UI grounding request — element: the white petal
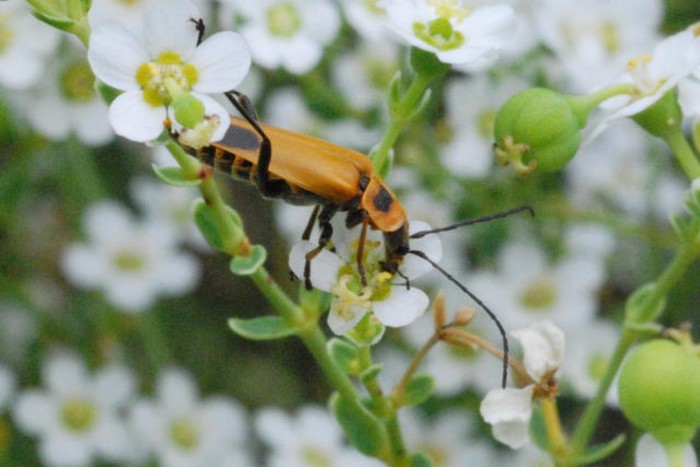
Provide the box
[61,244,105,288]
[635,433,698,467]
[94,365,136,408]
[88,25,146,90]
[157,367,198,413]
[144,0,199,60]
[401,220,442,279]
[254,408,292,446]
[191,31,251,93]
[45,353,87,396]
[289,241,344,292]
[109,91,167,142]
[40,431,92,467]
[480,387,534,449]
[373,286,428,327]
[13,390,55,434]
[200,397,246,443]
[327,305,367,335]
[512,321,565,380]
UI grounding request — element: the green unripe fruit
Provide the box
[494,88,586,174]
[618,339,700,445]
[173,94,205,129]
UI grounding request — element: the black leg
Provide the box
[190,18,205,45]
[304,204,338,290]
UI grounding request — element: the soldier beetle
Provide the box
[174,18,534,387]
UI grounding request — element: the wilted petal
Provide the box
[512,321,565,380]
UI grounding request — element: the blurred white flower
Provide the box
[401,409,508,465]
[61,201,200,312]
[255,405,383,467]
[289,221,441,334]
[0,302,36,365]
[382,0,517,66]
[87,0,250,142]
[339,0,391,42]
[480,321,565,449]
[679,71,700,120]
[469,238,605,331]
[130,367,250,466]
[564,319,620,406]
[0,363,15,412]
[130,177,210,251]
[635,433,698,467]
[219,0,340,74]
[13,352,136,466]
[441,74,528,178]
[0,2,60,90]
[533,0,663,93]
[16,50,114,146]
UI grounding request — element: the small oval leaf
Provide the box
[360,364,383,385]
[328,338,359,375]
[193,200,222,249]
[152,164,201,187]
[330,392,387,457]
[230,245,267,276]
[409,452,435,467]
[402,373,435,406]
[228,316,299,340]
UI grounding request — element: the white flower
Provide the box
[591,25,700,137]
[564,319,620,406]
[635,433,699,467]
[219,0,340,74]
[339,0,391,42]
[61,201,200,312]
[469,238,605,331]
[16,48,114,146]
[0,301,36,365]
[679,71,700,120]
[480,321,565,449]
[532,0,663,93]
[0,2,60,90]
[255,405,383,467]
[130,176,210,251]
[289,221,441,335]
[441,74,529,178]
[382,0,517,65]
[130,367,250,467]
[87,0,251,142]
[12,352,136,466]
[0,363,15,412]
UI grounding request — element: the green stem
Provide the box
[665,443,690,467]
[371,74,434,177]
[569,328,637,454]
[138,310,173,373]
[662,128,700,180]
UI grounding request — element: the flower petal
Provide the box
[109,91,167,142]
[327,304,367,335]
[480,386,534,449]
[512,321,565,380]
[143,0,199,60]
[373,286,428,327]
[289,241,344,292]
[400,220,442,279]
[191,31,251,93]
[88,25,147,90]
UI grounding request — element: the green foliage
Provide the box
[228,316,300,340]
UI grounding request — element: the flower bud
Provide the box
[618,339,700,445]
[493,88,584,175]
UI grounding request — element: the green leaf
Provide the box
[359,364,383,385]
[193,200,223,249]
[228,316,300,340]
[230,245,267,275]
[330,392,387,457]
[328,338,359,375]
[401,374,435,406]
[625,283,666,324]
[573,434,626,465]
[96,82,121,106]
[409,452,435,467]
[152,165,202,187]
[386,71,403,112]
[529,405,549,451]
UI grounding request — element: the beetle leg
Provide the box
[355,216,369,287]
[302,205,321,241]
[190,17,205,45]
[304,204,338,290]
[223,91,274,198]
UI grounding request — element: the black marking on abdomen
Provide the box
[222,123,260,151]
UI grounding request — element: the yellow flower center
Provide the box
[302,446,332,467]
[0,15,12,54]
[601,20,620,54]
[587,352,609,382]
[169,418,200,451]
[59,61,96,103]
[135,51,198,107]
[428,0,470,22]
[113,250,145,272]
[626,53,666,97]
[519,277,557,310]
[476,108,496,139]
[363,0,385,16]
[61,398,97,433]
[267,2,302,38]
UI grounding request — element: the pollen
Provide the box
[59,61,96,103]
[0,18,12,54]
[625,54,652,72]
[169,418,200,451]
[428,0,471,22]
[413,17,466,51]
[519,277,557,310]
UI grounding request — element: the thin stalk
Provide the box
[663,128,700,180]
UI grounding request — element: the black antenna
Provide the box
[411,205,534,239]
[408,249,510,389]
